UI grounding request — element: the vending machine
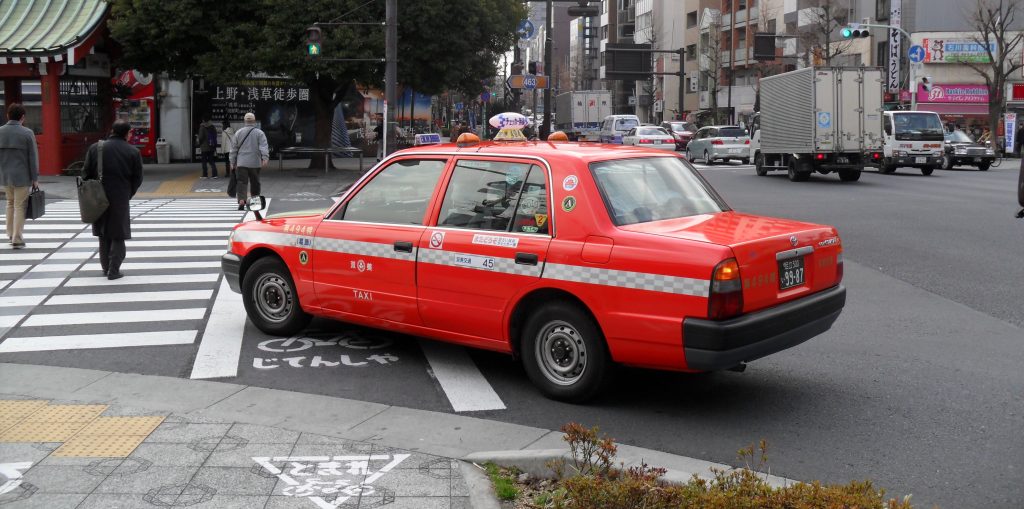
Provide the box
[112,70,156,159]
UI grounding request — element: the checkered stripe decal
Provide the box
[233,230,296,246]
[543,263,710,297]
[314,237,416,261]
[418,248,542,277]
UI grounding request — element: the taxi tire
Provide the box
[242,257,312,336]
[522,302,611,403]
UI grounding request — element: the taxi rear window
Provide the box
[590,157,725,226]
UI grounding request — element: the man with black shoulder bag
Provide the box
[229,112,269,211]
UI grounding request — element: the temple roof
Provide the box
[0,0,107,63]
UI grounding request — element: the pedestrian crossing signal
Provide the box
[307,43,321,56]
[305,26,322,58]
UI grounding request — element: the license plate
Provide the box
[729,148,742,154]
[974,157,982,162]
[915,156,927,164]
[778,256,805,290]
[837,157,849,164]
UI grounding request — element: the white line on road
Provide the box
[131,231,231,238]
[81,261,221,270]
[190,279,246,379]
[418,340,506,412]
[119,250,225,259]
[131,223,237,229]
[0,253,49,261]
[23,308,207,326]
[45,289,214,305]
[0,266,31,274]
[0,330,198,353]
[63,273,219,287]
[0,295,46,307]
[65,240,227,247]
[30,264,83,273]
[0,242,62,249]
[9,278,65,289]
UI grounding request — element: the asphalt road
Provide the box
[2,161,1021,508]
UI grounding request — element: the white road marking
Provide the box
[190,279,246,379]
[9,278,65,289]
[0,242,62,249]
[47,251,95,260]
[46,290,214,305]
[419,340,506,412]
[131,223,237,229]
[0,295,46,307]
[1,253,49,261]
[0,265,31,274]
[82,261,221,270]
[124,249,225,258]
[30,264,83,273]
[0,315,19,327]
[64,239,227,247]
[23,308,207,326]
[63,273,220,287]
[132,231,231,238]
[0,330,198,353]
[135,218,242,223]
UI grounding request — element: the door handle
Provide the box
[393,241,414,253]
[515,252,539,266]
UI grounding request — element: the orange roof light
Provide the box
[547,131,569,142]
[456,132,481,147]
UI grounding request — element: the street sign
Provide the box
[517,19,536,40]
[506,74,549,90]
[908,45,925,64]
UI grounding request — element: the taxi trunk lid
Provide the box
[621,212,843,314]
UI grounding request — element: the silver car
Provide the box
[685,125,751,165]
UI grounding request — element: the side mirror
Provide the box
[246,196,267,221]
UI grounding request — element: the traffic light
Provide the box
[528,61,537,75]
[305,26,322,57]
[921,76,933,93]
[841,23,870,38]
[567,1,600,17]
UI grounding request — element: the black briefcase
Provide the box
[25,187,45,220]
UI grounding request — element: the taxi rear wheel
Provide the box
[522,303,611,402]
[242,257,311,336]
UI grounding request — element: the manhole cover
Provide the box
[143,483,215,507]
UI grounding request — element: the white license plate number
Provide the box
[974,157,982,162]
[836,157,849,164]
[728,148,742,154]
[915,157,927,164]
[778,256,805,290]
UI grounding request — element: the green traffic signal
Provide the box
[307,43,321,56]
[841,27,853,38]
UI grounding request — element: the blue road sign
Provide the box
[908,45,925,63]
[518,19,536,40]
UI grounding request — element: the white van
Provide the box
[599,114,640,144]
[882,111,945,175]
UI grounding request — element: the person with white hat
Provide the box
[229,112,269,210]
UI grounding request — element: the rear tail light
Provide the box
[712,139,724,145]
[815,153,826,160]
[639,138,653,144]
[871,152,882,160]
[835,251,844,285]
[708,258,743,320]
[744,139,751,145]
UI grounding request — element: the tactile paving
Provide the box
[22,404,107,423]
[75,416,166,436]
[0,421,90,442]
[54,434,149,457]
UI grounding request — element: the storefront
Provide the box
[902,83,990,136]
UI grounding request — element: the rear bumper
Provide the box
[683,285,846,371]
[222,253,243,293]
[710,147,750,159]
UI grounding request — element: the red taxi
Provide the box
[223,133,846,402]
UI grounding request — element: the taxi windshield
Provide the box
[590,157,725,226]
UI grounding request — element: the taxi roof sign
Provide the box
[490,113,528,141]
[456,132,481,147]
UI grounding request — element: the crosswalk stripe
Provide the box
[131,223,237,229]
[132,231,231,238]
[0,295,46,307]
[0,330,198,353]
[64,239,227,247]
[83,261,221,270]
[64,273,219,287]
[0,242,62,249]
[2,252,50,261]
[23,307,207,326]
[120,250,225,258]
[9,278,66,289]
[0,265,32,274]
[30,263,84,273]
[46,290,214,305]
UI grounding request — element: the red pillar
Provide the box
[38,63,62,176]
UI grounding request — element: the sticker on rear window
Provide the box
[472,234,519,248]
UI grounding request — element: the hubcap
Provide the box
[252,273,293,324]
[535,320,587,386]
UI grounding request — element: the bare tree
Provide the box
[640,30,659,124]
[698,8,724,124]
[799,1,854,67]
[963,0,1024,144]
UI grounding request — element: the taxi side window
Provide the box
[335,159,446,224]
[437,160,549,235]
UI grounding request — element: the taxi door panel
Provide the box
[312,158,448,326]
[417,158,552,343]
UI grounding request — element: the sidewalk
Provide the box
[2,157,371,202]
[0,363,783,508]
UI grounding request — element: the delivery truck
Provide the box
[554,90,612,141]
[751,67,885,182]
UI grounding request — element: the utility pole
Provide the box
[541,0,553,140]
[385,0,398,156]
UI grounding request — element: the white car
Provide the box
[621,126,676,151]
[685,125,751,165]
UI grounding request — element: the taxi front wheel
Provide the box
[522,303,611,402]
[242,257,312,336]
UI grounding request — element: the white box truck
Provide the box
[554,90,612,141]
[751,67,885,182]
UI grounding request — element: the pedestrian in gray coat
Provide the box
[0,103,40,249]
[82,120,144,280]
[229,112,269,210]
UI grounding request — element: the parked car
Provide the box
[660,121,698,150]
[942,129,996,171]
[685,125,751,165]
[598,114,640,144]
[224,133,846,402]
[621,126,676,150]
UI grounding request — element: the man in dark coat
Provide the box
[82,120,144,280]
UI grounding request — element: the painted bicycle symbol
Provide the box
[257,332,392,353]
